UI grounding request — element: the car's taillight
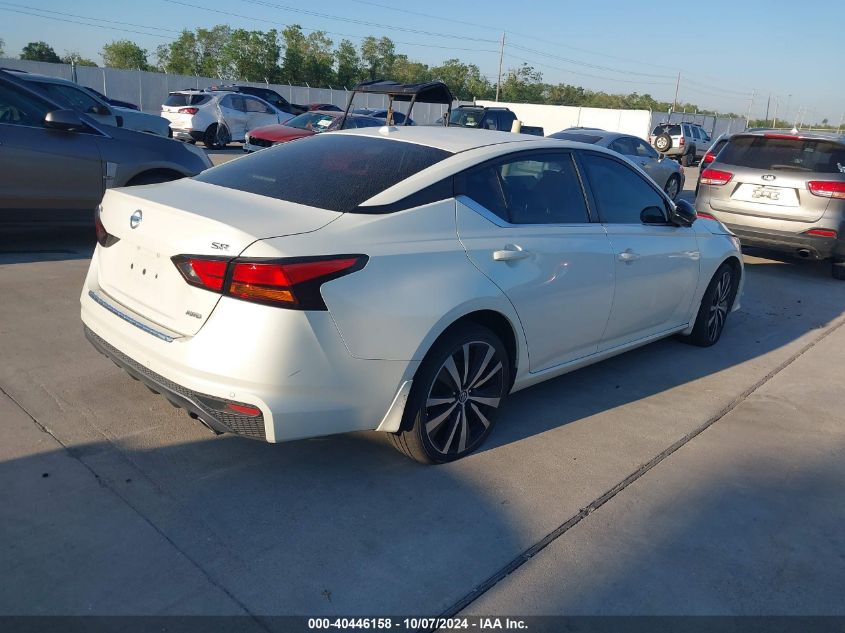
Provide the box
[804,228,838,238]
[94,205,119,247]
[679,137,685,146]
[172,256,228,291]
[700,168,733,186]
[178,107,199,114]
[807,181,845,200]
[171,255,367,310]
[701,152,716,166]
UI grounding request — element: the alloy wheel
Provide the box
[707,269,732,342]
[665,177,679,199]
[424,341,504,456]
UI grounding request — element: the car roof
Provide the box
[736,129,845,143]
[6,70,77,87]
[333,125,567,153]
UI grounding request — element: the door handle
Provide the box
[493,246,531,261]
[617,249,640,263]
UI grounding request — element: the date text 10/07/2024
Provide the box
[307,617,529,630]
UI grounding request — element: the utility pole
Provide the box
[764,93,771,122]
[772,95,779,128]
[745,89,756,128]
[785,93,792,122]
[837,112,844,134]
[672,71,681,111]
[495,32,505,103]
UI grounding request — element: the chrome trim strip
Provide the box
[88,290,175,342]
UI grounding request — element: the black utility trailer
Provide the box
[339,80,454,129]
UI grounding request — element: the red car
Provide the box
[243,111,384,152]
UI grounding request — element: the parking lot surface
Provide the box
[1,154,844,620]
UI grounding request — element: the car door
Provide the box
[243,96,281,131]
[218,94,247,139]
[630,137,671,187]
[578,151,700,350]
[0,79,103,215]
[696,128,712,158]
[455,150,615,372]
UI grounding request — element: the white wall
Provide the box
[476,100,653,137]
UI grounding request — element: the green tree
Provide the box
[302,31,334,86]
[431,58,491,101]
[360,36,395,80]
[334,39,361,88]
[101,40,150,70]
[500,63,544,103]
[62,51,98,67]
[221,29,280,82]
[156,30,199,75]
[391,54,429,85]
[196,25,231,78]
[280,25,307,84]
[20,41,61,63]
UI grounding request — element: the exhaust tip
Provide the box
[796,249,812,259]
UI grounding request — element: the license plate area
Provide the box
[127,246,164,287]
[732,183,799,206]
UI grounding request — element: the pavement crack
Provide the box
[0,383,271,630]
[439,315,845,619]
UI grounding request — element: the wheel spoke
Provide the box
[457,406,468,453]
[469,395,500,407]
[442,355,462,391]
[426,396,455,407]
[469,402,491,429]
[425,402,457,435]
[441,408,462,454]
[472,361,503,390]
[462,343,470,385]
[468,346,495,388]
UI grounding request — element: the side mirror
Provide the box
[670,199,697,227]
[44,109,86,132]
[641,206,668,225]
[115,115,124,128]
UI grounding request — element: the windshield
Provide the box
[717,136,845,173]
[194,134,451,213]
[449,109,484,128]
[286,112,337,132]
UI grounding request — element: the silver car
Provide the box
[650,122,711,166]
[0,70,211,223]
[550,129,685,199]
[696,130,845,279]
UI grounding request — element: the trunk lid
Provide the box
[96,178,340,336]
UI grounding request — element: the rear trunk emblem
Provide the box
[130,210,143,229]
[762,174,776,181]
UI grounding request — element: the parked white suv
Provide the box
[650,122,712,166]
[161,90,294,149]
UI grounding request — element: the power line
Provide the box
[506,53,675,87]
[0,6,175,39]
[0,1,181,33]
[508,42,675,79]
[236,0,500,43]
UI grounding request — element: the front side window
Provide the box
[195,134,451,213]
[456,152,590,225]
[244,97,272,113]
[0,82,50,127]
[581,153,668,224]
[35,82,104,114]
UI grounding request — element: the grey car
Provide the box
[696,130,845,279]
[0,70,212,223]
[550,129,685,199]
[650,122,711,166]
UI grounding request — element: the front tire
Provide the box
[681,262,738,347]
[203,123,230,149]
[389,324,510,464]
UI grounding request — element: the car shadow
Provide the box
[0,225,94,264]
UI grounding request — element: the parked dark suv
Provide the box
[209,85,305,115]
[696,130,845,279]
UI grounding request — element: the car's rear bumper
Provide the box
[170,127,204,142]
[80,251,417,442]
[724,223,843,259]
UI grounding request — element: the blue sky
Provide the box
[1,0,842,123]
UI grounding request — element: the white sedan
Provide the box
[80,127,743,463]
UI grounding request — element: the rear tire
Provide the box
[126,170,183,186]
[681,149,695,167]
[664,174,681,200]
[389,323,510,464]
[832,258,845,280]
[680,262,738,347]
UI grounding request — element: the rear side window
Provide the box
[549,132,603,144]
[653,124,681,136]
[164,93,210,107]
[718,136,845,173]
[194,134,451,213]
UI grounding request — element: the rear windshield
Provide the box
[164,93,210,107]
[717,136,845,173]
[549,132,602,144]
[194,134,451,212]
[652,124,681,136]
[450,109,485,127]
